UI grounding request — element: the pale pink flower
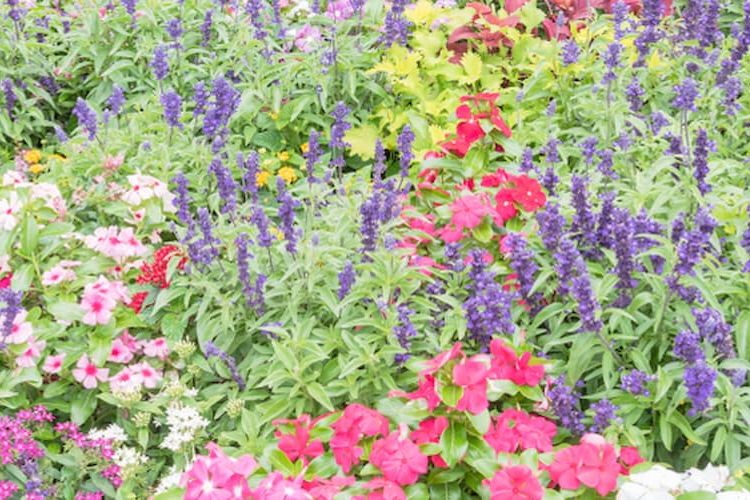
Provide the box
[143,338,169,360]
[30,183,65,216]
[103,153,125,171]
[109,367,143,392]
[43,353,66,374]
[109,338,134,364]
[16,337,45,368]
[2,171,26,187]
[0,192,22,231]
[135,362,162,389]
[0,255,10,275]
[81,290,116,325]
[122,174,156,205]
[6,309,33,344]
[72,354,109,389]
[42,264,77,286]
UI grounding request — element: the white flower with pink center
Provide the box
[135,361,162,389]
[0,192,22,231]
[72,354,109,389]
[5,309,33,344]
[16,337,45,368]
[109,337,134,364]
[142,337,169,360]
[110,367,143,393]
[43,353,65,374]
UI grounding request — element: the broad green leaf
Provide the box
[440,420,468,467]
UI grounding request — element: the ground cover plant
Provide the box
[2,0,750,498]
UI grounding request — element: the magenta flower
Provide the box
[450,194,491,230]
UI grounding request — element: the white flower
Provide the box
[681,464,732,493]
[718,492,750,500]
[617,482,675,500]
[625,466,684,492]
[0,192,21,231]
[155,467,184,494]
[114,446,148,468]
[88,423,128,443]
[160,405,209,452]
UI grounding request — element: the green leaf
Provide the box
[20,216,38,254]
[429,483,463,500]
[467,409,490,434]
[669,412,706,446]
[675,493,717,500]
[306,382,334,411]
[153,488,186,500]
[438,383,463,407]
[440,420,468,467]
[71,390,98,425]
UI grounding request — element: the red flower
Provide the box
[510,176,546,212]
[494,189,518,224]
[484,465,544,500]
[450,195,491,231]
[488,339,545,386]
[421,342,464,376]
[411,417,448,468]
[273,414,324,464]
[369,427,428,486]
[481,168,512,187]
[452,357,489,414]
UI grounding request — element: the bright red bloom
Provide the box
[273,414,324,464]
[411,417,448,468]
[369,427,428,486]
[510,176,546,211]
[481,168,512,187]
[493,189,518,224]
[452,357,489,414]
[488,339,545,386]
[417,168,438,183]
[484,465,543,500]
[451,195,491,230]
[136,244,186,288]
[443,121,485,157]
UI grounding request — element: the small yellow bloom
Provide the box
[300,142,309,154]
[278,166,297,184]
[277,151,290,161]
[29,163,45,174]
[269,112,278,120]
[269,227,285,240]
[256,171,271,187]
[23,150,42,164]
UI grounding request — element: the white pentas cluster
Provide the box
[88,423,128,443]
[618,464,750,500]
[160,405,209,452]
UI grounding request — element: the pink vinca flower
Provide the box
[369,426,428,486]
[72,354,109,389]
[108,338,134,364]
[42,264,77,286]
[109,367,142,392]
[142,337,169,359]
[294,24,321,52]
[5,309,33,344]
[43,353,65,374]
[450,194,490,230]
[16,337,45,368]
[135,361,162,389]
[484,465,543,500]
[452,356,489,414]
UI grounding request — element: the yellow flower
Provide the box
[256,171,271,187]
[23,150,42,164]
[277,151,290,161]
[269,112,278,121]
[278,167,297,184]
[269,227,285,240]
[29,163,45,174]
[300,142,309,154]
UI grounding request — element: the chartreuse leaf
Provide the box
[440,420,468,467]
